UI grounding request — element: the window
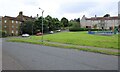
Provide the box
[4,20,7,23]
[16,21,18,24]
[12,20,14,23]
[16,31,18,34]
[12,30,14,33]
[4,26,7,28]
[12,25,14,28]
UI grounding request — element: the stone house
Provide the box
[80,15,119,30]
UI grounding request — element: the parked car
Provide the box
[36,32,43,36]
[56,29,61,32]
[49,31,54,34]
[22,34,30,37]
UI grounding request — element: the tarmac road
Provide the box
[2,38,118,70]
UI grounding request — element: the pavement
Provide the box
[2,38,118,70]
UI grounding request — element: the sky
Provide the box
[0,0,119,20]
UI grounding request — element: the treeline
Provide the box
[21,15,80,35]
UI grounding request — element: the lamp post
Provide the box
[39,8,44,42]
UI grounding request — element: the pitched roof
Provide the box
[86,16,118,20]
[22,15,35,20]
[4,16,21,21]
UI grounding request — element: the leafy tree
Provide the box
[61,17,69,27]
[21,21,34,35]
[34,16,49,33]
[104,14,110,17]
[52,18,61,30]
[69,21,80,28]
[74,18,80,22]
[45,15,54,31]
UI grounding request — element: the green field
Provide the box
[30,31,118,49]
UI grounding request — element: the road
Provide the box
[2,38,118,70]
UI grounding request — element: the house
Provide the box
[80,15,119,30]
[16,11,35,22]
[2,16,22,36]
[2,11,35,36]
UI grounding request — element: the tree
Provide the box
[74,18,80,22]
[104,14,110,17]
[61,17,69,27]
[69,21,80,28]
[52,18,61,30]
[34,16,49,33]
[21,21,34,35]
[45,15,54,31]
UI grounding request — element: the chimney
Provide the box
[19,11,23,15]
[83,15,85,17]
[95,15,97,18]
[37,14,39,17]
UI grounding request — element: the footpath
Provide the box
[44,41,119,53]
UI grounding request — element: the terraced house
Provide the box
[80,15,119,30]
[2,11,35,36]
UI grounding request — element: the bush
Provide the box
[0,31,7,38]
[69,28,88,31]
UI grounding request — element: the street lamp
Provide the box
[39,8,44,42]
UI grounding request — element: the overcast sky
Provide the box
[0,0,119,20]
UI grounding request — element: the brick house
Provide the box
[2,11,35,36]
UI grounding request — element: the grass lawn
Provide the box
[7,31,119,55]
[30,31,119,49]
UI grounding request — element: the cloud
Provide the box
[23,0,39,6]
[59,2,98,14]
[0,0,119,20]
[58,1,119,20]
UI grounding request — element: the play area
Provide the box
[88,27,119,36]
[88,20,119,36]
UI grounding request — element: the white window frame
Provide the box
[12,20,14,23]
[12,30,14,33]
[16,21,18,24]
[4,20,7,23]
[4,25,7,28]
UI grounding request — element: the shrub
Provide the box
[69,28,102,32]
[69,28,88,31]
[0,31,7,38]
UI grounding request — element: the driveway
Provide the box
[2,38,118,70]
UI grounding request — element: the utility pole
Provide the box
[39,8,44,42]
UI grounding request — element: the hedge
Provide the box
[69,28,102,31]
